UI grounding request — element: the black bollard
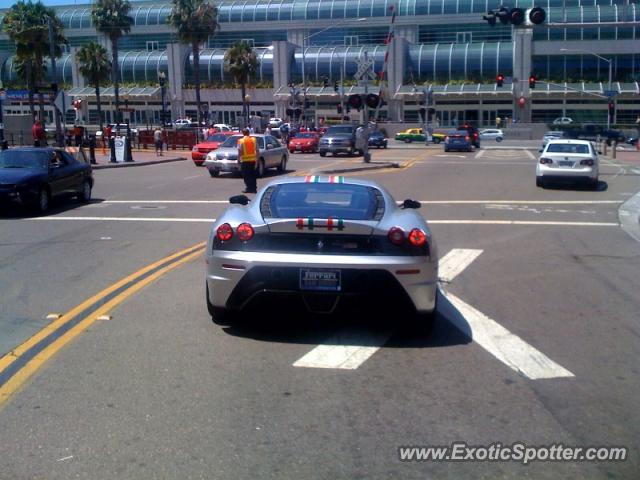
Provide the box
[125,134,134,162]
[88,135,97,164]
[109,136,117,163]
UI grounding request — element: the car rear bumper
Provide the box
[537,164,597,180]
[206,250,437,315]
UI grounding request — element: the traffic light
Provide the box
[348,94,363,111]
[334,81,339,92]
[509,7,525,25]
[337,104,342,114]
[496,74,504,88]
[608,101,615,120]
[419,107,426,122]
[496,6,510,24]
[529,75,536,89]
[483,10,496,26]
[528,7,546,25]
[73,98,82,110]
[365,93,380,109]
[323,78,329,88]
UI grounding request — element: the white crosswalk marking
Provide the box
[439,249,483,283]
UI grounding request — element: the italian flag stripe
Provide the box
[338,218,344,229]
[327,217,334,231]
[308,217,314,229]
[296,218,304,229]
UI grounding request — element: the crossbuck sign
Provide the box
[354,53,377,81]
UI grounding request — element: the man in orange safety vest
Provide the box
[237,128,258,193]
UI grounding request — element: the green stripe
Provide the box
[308,217,314,229]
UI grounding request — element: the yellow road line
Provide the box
[0,246,205,408]
[0,242,205,376]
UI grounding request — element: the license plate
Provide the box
[300,268,341,292]
[559,160,574,167]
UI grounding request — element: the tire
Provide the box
[444,148,449,152]
[257,159,266,178]
[384,144,387,149]
[589,178,599,189]
[404,138,412,143]
[78,179,92,203]
[433,137,440,144]
[35,187,50,213]
[319,151,326,157]
[208,168,219,177]
[348,147,355,156]
[496,137,503,142]
[277,155,287,172]
[536,176,544,188]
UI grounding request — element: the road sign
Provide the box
[354,53,376,81]
[53,90,70,112]
[604,90,618,98]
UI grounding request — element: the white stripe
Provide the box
[474,149,486,159]
[525,150,536,160]
[440,291,574,380]
[439,249,483,283]
[293,329,390,369]
[25,217,618,227]
[428,220,618,226]
[29,216,216,223]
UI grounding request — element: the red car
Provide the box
[191,132,235,165]
[288,132,320,153]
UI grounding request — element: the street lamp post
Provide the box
[301,18,367,128]
[158,71,167,126]
[560,48,613,128]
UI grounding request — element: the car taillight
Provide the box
[444,136,450,143]
[408,228,427,247]
[580,159,594,166]
[474,132,478,138]
[236,222,254,242]
[539,157,553,164]
[388,227,405,245]
[465,135,470,141]
[216,223,233,241]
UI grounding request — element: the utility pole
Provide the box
[49,17,64,147]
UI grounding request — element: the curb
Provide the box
[92,157,187,170]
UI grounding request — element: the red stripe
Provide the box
[327,218,334,231]
[304,176,312,183]
[296,218,304,229]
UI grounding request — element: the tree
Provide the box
[76,42,112,130]
[2,1,66,122]
[168,0,219,127]
[224,41,259,127]
[91,0,133,123]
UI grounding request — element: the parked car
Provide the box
[479,128,504,142]
[542,131,566,147]
[205,176,438,328]
[288,132,320,153]
[430,131,447,144]
[174,118,194,128]
[368,130,388,149]
[268,117,283,128]
[318,124,361,157]
[552,117,574,125]
[626,136,638,146]
[395,128,425,143]
[536,139,598,188]
[443,130,474,152]
[212,124,233,132]
[191,132,235,166]
[204,134,288,178]
[95,123,138,139]
[0,147,93,213]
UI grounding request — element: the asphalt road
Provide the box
[1,144,639,479]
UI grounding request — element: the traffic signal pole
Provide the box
[49,17,64,147]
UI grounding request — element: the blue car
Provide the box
[368,131,388,149]
[443,130,474,152]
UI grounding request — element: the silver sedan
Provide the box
[205,176,439,330]
[204,134,288,177]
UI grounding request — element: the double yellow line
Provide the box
[0,242,206,408]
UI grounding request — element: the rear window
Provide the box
[263,183,383,220]
[547,143,590,154]
[0,150,48,169]
[206,134,228,142]
[326,126,354,135]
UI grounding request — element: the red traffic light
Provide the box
[496,74,505,87]
[529,7,546,24]
[510,8,525,25]
[529,75,536,88]
[348,94,363,111]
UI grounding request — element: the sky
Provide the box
[0,0,93,8]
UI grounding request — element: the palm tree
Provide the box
[168,0,219,127]
[2,1,66,122]
[224,41,259,127]
[91,0,133,124]
[76,42,112,130]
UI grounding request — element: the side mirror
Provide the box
[401,199,421,209]
[229,194,250,205]
[538,149,543,153]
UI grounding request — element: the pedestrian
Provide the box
[154,126,163,156]
[73,124,84,147]
[237,127,258,194]
[32,119,46,147]
[496,116,502,128]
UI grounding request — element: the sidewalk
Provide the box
[91,148,188,170]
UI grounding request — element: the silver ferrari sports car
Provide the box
[205,175,438,326]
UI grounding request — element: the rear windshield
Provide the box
[0,150,48,169]
[326,126,354,135]
[264,183,383,220]
[206,134,229,142]
[221,135,264,149]
[296,133,316,138]
[547,143,590,154]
